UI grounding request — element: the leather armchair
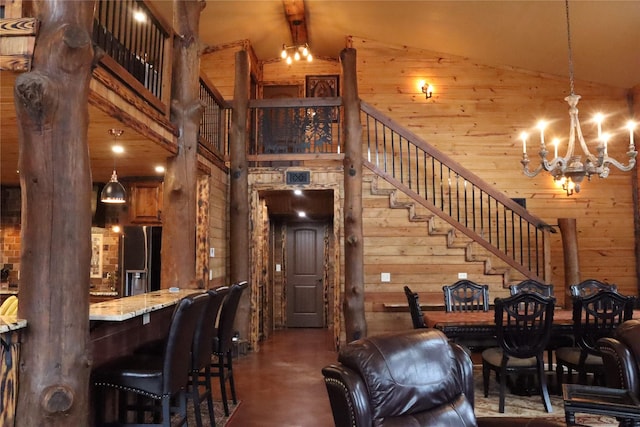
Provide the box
[598,319,640,394]
[322,329,564,427]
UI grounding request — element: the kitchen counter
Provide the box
[89,288,203,321]
[0,315,26,334]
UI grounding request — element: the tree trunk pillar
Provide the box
[558,218,580,306]
[161,0,205,289]
[14,1,96,425]
[230,50,250,341]
[341,48,367,342]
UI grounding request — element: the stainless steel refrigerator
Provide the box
[120,226,162,296]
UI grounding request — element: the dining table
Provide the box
[423,307,577,339]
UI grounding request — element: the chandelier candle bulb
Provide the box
[521,132,528,154]
[594,113,604,139]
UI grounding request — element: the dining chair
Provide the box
[189,287,229,427]
[555,290,634,388]
[509,279,571,370]
[443,280,489,312]
[482,292,556,413]
[403,286,426,329]
[211,280,248,416]
[509,279,553,297]
[93,292,209,426]
[569,279,618,297]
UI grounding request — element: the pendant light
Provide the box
[100,129,127,204]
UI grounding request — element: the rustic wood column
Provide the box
[558,218,580,305]
[341,48,367,342]
[14,1,96,424]
[630,85,640,296]
[161,0,205,289]
[229,50,250,340]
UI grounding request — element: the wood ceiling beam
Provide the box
[282,0,308,45]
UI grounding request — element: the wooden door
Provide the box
[286,222,325,327]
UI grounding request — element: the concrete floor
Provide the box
[223,328,338,427]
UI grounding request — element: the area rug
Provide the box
[473,365,618,426]
[178,400,239,426]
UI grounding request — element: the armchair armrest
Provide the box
[599,336,640,392]
[321,364,373,427]
[450,341,475,407]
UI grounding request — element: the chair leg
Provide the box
[203,367,216,427]
[226,350,237,404]
[482,361,490,397]
[189,371,204,427]
[538,357,552,413]
[556,362,564,390]
[498,366,507,413]
[217,354,230,416]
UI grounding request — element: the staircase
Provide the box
[360,101,553,284]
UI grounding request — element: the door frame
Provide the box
[249,176,341,351]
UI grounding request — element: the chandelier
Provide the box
[520,0,637,196]
[280,43,312,65]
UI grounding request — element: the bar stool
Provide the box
[189,287,229,427]
[211,281,248,416]
[93,293,209,426]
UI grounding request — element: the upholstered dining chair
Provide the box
[403,285,427,329]
[509,279,553,297]
[443,280,489,312]
[482,292,556,413]
[93,292,208,426]
[556,290,634,388]
[509,279,571,370]
[189,287,229,427]
[570,279,618,297]
[211,281,248,416]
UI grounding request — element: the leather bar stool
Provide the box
[211,281,248,416]
[93,293,209,426]
[189,287,229,427]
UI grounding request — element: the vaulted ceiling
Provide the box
[1,1,639,187]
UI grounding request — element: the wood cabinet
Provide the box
[128,181,163,224]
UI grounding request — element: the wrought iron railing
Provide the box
[360,101,552,282]
[248,98,342,155]
[199,76,230,157]
[92,0,168,101]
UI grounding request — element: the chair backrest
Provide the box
[509,279,554,297]
[324,329,476,426]
[403,286,426,329]
[570,279,618,297]
[192,287,229,371]
[572,290,635,356]
[494,292,555,359]
[164,292,209,393]
[442,280,489,312]
[215,281,248,354]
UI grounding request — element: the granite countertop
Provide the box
[89,288,204,322]
[0,289,119,297]
[0,316,27,334]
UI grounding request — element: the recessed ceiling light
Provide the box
[155,166,165,174]
[293,189,303,196]
[133,10,147,23]
[112,145,124,154]
[298,211,306,218]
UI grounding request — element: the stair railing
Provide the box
[360,101,553,282]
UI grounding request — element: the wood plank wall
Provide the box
[352,37,637,304]
[200,38,638,340]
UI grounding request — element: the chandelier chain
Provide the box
[564,0,575,96]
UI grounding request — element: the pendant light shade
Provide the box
[101,170,126,203]
[101,128,127,204]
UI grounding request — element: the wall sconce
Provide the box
[420,81,433,99]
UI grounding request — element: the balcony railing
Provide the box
[248,98,342,158]
[92,0,170,111]
[199,74,230,158]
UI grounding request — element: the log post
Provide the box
[341,48,367,342]
[161,0,205,289]
[14,1,96,425]
[229,50,250,341]
[558,218,580,305]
